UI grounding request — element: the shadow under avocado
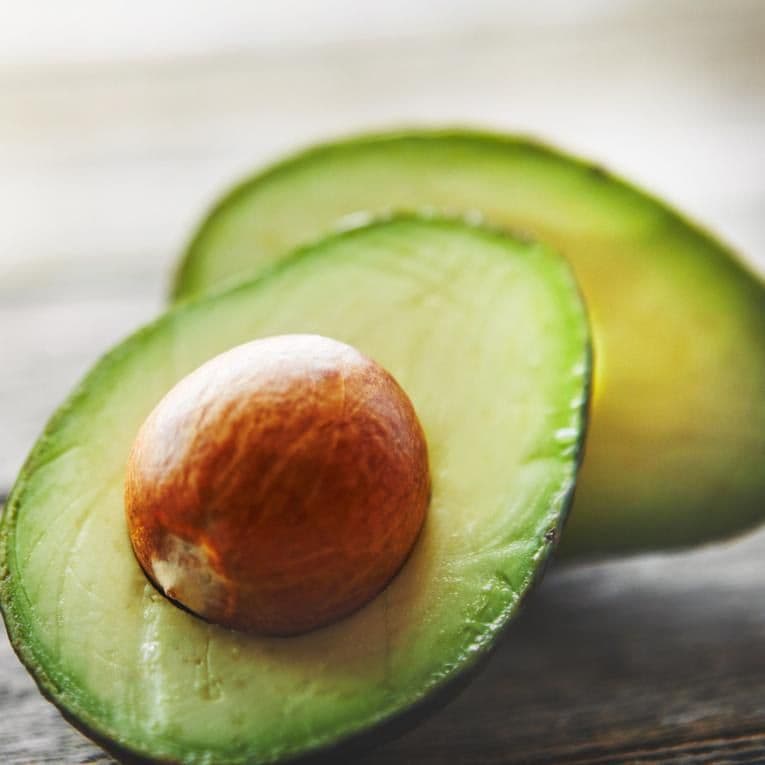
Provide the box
[360,526,765,763]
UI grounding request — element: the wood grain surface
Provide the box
[4,530,765,764]
[1,2,764,763]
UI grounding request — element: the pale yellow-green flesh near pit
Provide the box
[174,130,765,556]
[1,219,589,764]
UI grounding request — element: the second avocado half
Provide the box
[173,130,765,557]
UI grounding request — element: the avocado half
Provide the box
[173,129,765,557]
[1,218,590,764]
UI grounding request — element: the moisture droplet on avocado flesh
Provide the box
[0,219,589,764]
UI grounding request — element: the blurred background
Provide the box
[1,2,764,762]
[2,0,764,489]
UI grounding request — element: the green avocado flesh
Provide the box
[173,130,765,557]
[1,219,589,764]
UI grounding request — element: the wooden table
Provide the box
[2,2,764,762]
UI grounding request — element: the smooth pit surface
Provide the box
[126,334,430,636]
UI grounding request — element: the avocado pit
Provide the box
[125,334,430,636]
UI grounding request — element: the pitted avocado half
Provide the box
[1,219,589,764]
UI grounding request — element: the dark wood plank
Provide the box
[3,519,765,764]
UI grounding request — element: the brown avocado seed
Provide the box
[125,334,430,636]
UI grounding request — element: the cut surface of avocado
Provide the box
[173,130,765,556]
[1,219,589,764]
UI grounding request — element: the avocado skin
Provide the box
[0,218,590,764]
[171,128,765,558]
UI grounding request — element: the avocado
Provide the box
[0,218,589,764]
[172,130,765,557]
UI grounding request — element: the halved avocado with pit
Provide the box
[173,130,765,557]
[1,218,589,764]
